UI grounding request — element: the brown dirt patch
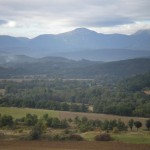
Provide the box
[0,141,150,150]
[144,90,150,95]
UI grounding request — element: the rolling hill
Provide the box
[0,55,150,79]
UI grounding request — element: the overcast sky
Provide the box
[0,0,150,37]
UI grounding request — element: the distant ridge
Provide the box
[0,55,150,79]
[0,28,150,61]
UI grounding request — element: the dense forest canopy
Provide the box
[0,72,150,117]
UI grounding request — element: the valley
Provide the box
[1,0,150,149]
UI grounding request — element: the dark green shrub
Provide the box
[94,133,112,141]
[29,122,45,140]
[79,123,93,132]
[134,121,142,131]
[69,134,83,141]
[25,114,38,126]
[29,127,42,140]
[64,129,70,134]
[0,115,14,127]
[146,119,150,130]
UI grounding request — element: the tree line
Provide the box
[1,113,150,131]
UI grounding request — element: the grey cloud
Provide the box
[0,0,150,35]
[0,19,8,25]
[72,18,135,27]
[98,19,134,27]
[0,0,150,19]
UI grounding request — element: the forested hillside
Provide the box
[0,56,150,79]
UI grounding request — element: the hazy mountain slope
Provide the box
[0,55,37,65]
[52,49,150,61]
[0,55,150,79]
[0,28,150,61]
[88,58,150,77]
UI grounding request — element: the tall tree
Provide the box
[134,121,142,131]
[146,119,150,130]
[128,119,134,131]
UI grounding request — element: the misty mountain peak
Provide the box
[71,28,97,34]
[134,29,150,35]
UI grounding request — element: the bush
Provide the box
[25,114,38,126]
[29,127,42,140]
[64,129,71,134]
[79,124,92,132]
[94,133,112,141]
[69,134,83,141]
[46,117,69,129]
[29,122,45,140]
[0,115,14,127]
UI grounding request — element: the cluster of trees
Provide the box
[74,116,128,132]
[0,80,91,112]
[0,72,150,117]
[0,114,13,127]
[0,99,88,112]
[93,91,150,117]
[128,119,150,131]
[1,113,150,132]
[15,113,69,129]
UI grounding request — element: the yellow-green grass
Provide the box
[81,131,150,144]
[81,131,99,141]
[0,107,59,119]
[112,132,150,144]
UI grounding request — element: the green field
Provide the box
[81,131,150,144]
[0,107,59,118]
[112,133,150,144]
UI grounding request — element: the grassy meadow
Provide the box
[0,107,59,118]
[112,132,150,144]
[81,131,150,144]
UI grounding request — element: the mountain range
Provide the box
[0,28,150,61]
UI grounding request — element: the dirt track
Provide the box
[0,141,150,150]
